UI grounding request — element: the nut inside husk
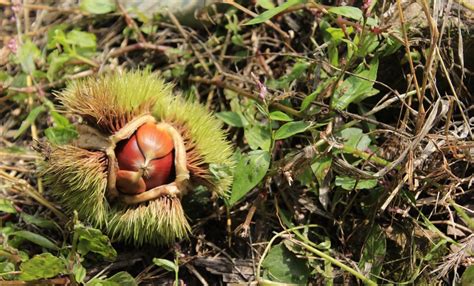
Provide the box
[76,114,190,205]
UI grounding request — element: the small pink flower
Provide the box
[362,0,372,17]
[11,0,22,13]
[251,72,267,101]
[7,38,18,54]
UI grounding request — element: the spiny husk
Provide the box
[108,197,190,245]
[42,70,234,246]
[158,99,234,196]
[40,144,109,228]
[58,71,172,133]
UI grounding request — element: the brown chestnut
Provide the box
[115,122,175,195]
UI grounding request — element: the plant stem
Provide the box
[257,225,376,286]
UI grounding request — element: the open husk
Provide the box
[40,70,234,245]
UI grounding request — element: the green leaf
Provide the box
[12,230,59,250]
[246,0,305,25]
[358,225,386,278]
[257,0,276,9]
[66,30,97,48]
[75,225,117,261]
[269,111,293,122]
[335,176,377,190]
[0,261,15,280]
[0,198,17,214]
[300,79,333,112]
[47,50,71,81]
[19,253,66,281]
[331,58,379,110]
[16,40,41,74]
[274,121,310,140]
[229,150,270,206]
[80,0,116,14]
[328,6,363,21]
[245,124,272,151]
[338,128,371,151]
[311,156,332,186]
[267,61,309,90]
[14,105,46,139]
[153,258,178,272]
[45,126,78,145]
[462,265,474,286]
[262,243,309,284]
[21,213,59,230]
[216,111,244,127]
[49,111,73,127]
[73,263,87,283]
[86,271,137,286]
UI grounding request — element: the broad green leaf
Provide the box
[75,225,117,261]
[49,111,73,127]
[45,126,78,145]
[246,0,304,25]
[73,263,87,283]
[14,105,46,139]
[311,156,332,186]
[331,58,379,110]
[274,121,310,140]
[86,271,137,286]
[12,230,59,250]
[0,262,15,280]
[262,243,309,284]
[338,128,371,151]
[245,125,271,151]
[0,198,17,214]
[229,150,270,206]
[269,111,293,122]
[216,111,244,127]
[47,50,71,81]
[46,25,68,49]
[16,40,41,74]
[300,79,333,111]
[335,176,377,190]
[328,6,363,21]
[462,265,474,286]
[358,225,386,278]
[80,0,116,14]
[21,213,58,230]
[19,253,66,281]
[66,30,97,48]
[153,258,178,272]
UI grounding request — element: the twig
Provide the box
[0,170,67,222]
[108,42,169,58]
[222,0,290,40]
[256,225,377,285]
[396,0,425,133]
[168,11,212,75]
[184,264,208,286]
[117,2,146,43]
[189,76,301,117]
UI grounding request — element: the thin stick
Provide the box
[256,225,376,286]
[396,0,425,133]
[222,0,290,40]
[189,76,301,117]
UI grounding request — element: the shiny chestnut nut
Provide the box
[115,122,174,195]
